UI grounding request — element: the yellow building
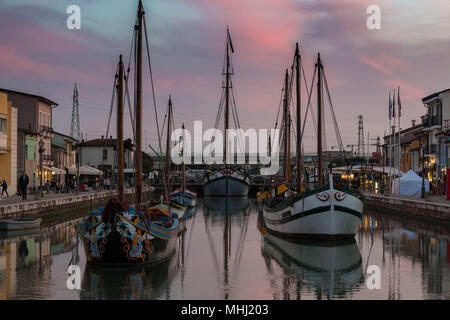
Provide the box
[0,93,18,194]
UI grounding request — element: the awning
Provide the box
[50,167,66,175]
[68,165,103,175]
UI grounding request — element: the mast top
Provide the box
[316,52,322,68]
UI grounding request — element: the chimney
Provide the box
[412,120,416,126]
[101,135,104,139]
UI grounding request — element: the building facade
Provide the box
[75,138,134,176]
[422,89,450,188]
[0,93,18,194]
[0,89,58,188]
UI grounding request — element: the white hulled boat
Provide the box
[262,49,364,240]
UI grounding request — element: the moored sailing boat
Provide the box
[169,124,197,208]
[262,47,364,240]
[203,27,250,197]
[81,1,179,265]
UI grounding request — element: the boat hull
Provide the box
[0,218,42,231]
[263,187,363,240]
[203,170,250,197]
[82,207,178,265]
[170,188,197,208]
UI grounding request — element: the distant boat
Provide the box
[261,48,363,240]
[169,123,197,208]
[81,1,178,265]
[202,27,250,197]
[0,218,42,231]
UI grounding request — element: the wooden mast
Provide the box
[316,53,323,188]
[181,123,186,193]
[224,27,231,167]
[117,55,125,202]
[135,0,144,207]
[295,43,302,191]
[283,69,289,182]
[164,97,172,202]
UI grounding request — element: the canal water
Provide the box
[1,198,449,300]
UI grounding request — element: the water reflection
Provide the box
[0,219,80,299]
[81,250,179,300]
[0,203,449,299]
[203,197,251,299]
[258,214,365,299]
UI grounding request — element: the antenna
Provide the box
[70,83,81,141]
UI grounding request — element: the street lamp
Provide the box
[421,140,426,199]
[38,139,45,198]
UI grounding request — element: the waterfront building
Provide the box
[422,89,450,189]
[74,137,134,176]
[0,89,58,189]
[0,92,18,194]
[52,132,77,185]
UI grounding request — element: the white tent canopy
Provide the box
[392,170,429,197]
[68,165,103,175]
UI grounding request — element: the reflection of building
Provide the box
[0,89,58,188]
[0,92,18,194]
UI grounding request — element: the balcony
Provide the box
[422,115,440,129]
[444,119,450,134]
[40,125,54,138]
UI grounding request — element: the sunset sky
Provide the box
[1,0,450,154]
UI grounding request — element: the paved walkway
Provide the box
[363,192,450,206]
[0,187,153,207]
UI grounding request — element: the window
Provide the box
[0,118,6,134]
[103,149,108,160]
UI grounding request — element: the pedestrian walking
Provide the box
[1,179,9,197]
[18,172,29,200]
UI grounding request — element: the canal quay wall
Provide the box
[0,188,154,220]
[364,193,450,226]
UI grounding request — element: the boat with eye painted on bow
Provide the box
[260,47,363,240]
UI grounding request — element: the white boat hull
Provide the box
[203,169,250,197]
[263,187,363,240]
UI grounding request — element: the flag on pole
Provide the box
[397,87,401,118]
[392,89,396,118]
[389,91,392,120]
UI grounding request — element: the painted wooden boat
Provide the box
[203,169,250,197]
[0,218,42,231]
[262,178,364,240]
[169,187,197,208]
[82,199,179,265]
[149,198,188,220]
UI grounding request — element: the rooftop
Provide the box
[422,88,450,104]
[0,88,58,107]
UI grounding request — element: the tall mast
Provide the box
[224,28,231,166]
[316,53,323,188]
[117,55,125,202]
[181,123,186,193]
[164,97,172,202]
[283,69,289,182]
[295,43,302,191]
[135,0,144,207]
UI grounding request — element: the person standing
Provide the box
[1,179,8,197]
[19,172,29,200]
